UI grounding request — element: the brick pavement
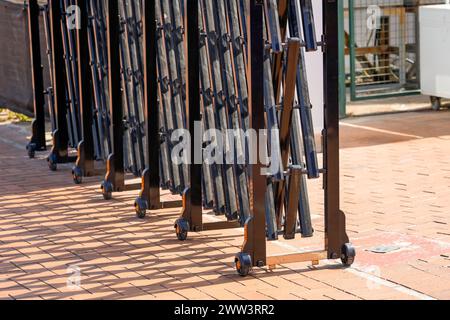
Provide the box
[0,110,449,300]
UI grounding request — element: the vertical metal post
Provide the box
[142,0,161,209]
[414,5,421,90]
[27,0,46,155]
[137,0,183,217]
[74,0,95,176]
[338,0,347,118]
[49,0,70,159]
[323,0,349,258]
[104,0,125,191]
[348,0,357,101]
[242,0,266,266]
[181,0,202,230]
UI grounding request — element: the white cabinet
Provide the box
[420,4,450,100]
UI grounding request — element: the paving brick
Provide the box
[1,112,450,299]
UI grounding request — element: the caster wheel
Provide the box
[27,143,36,159]
[134,197,147,219]
[47,154,57,171]
[72,167,83,185]
[174,218,189,241]
[341,243,356,267]
[235,252,252,277]
[431,96,442,111]
[101,181,113,200]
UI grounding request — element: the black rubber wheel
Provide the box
[341,243,356,267]
[174,218,189,241]
[235,252,252,277]
[72,167,83,185]
[134,197,147,219]
[431,96,442,111]
[47,154,57,171]
[101,181,113,200]
[28,149,36,159]
[27,143,36,159]
[73,174,82,185]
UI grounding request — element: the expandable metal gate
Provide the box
[26,0,355,277]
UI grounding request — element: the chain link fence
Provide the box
[344,0,446,100]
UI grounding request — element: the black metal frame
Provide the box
[72,0,105,184]
[171,0,242,238]
[100,0,142,200]
[234,0,354,276]
[134,0,183,217]
[24,0,353,277]
[46,0,78,171]
[101,0,153,200]
[135,0,353,266]
[323,0,351,258]
[135,0,241,234]
[238,0,267,267]
[27,0,47,159]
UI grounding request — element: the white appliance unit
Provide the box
[419,3,450,110]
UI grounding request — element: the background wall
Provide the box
[304,0,325,132]
[0,0,50,116]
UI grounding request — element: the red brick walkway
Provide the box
[0,110,449,300]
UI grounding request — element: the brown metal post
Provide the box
[323,0,349,258]
[274,38,300,229]
[241,0,266,267]
[284,167,303,239]
[27,0,46,154]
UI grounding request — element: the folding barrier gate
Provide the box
[26,0,355,277]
